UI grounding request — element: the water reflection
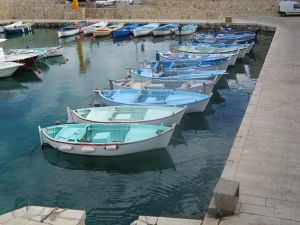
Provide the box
[169,127,187,146]
[0,77,27,90]
[43,147,175,173]
[76,38,90,74]
[39,56,66,65]
[12,70,42,83]
[5,31,35,39]
[58,34,81,45]
[179,113,209,131]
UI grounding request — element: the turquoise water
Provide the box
[0,29,272,224]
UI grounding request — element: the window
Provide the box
[294,4,300,9]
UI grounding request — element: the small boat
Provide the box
[195,32,256,44]
[144,56,230,71]
[4,22,34,35]
[175,24,198,36]
[0,27,3,33]
[0,48,39,70]
[96,88,211,113]
[0,39,6,43]
[158,51,238,66]
[0,61,24,78]
[172,45,240,56]
[83,21,108,35]
[112,23,139,38]
[67,105,185,125]
[152,23,179,36]
[39,123,175,156]
[9,46,64,58]
[130,68,226,81]
[3,21,23,30]
[219,25,260,35]
[93,23,124,37]
[110,77,217,94]
[133,23,160,37]
[57,20,87,38]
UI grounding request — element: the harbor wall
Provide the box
[0,0,281,20]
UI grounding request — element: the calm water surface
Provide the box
[0,29,272,225]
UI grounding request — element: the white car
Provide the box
[95,0,117,7]
[279,0,300,16]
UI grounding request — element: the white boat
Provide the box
[133,23,160,37]
[0,39,6,43]
[93,23,124,37]
[57,21,87,38]
[9,46,64,58]
[67,106,186,125]
[39,123,175,156]
[152,23,179,36]
[0,27,3,33]
[110,77,216,94]
[3,21,23,30]
[0,61,23,78]
[83,21,108,35]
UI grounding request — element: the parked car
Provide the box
[95,0,117,7]
[279,0,300,16]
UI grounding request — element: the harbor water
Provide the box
[0,29,273,225]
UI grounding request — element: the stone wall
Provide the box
[0,0,283,20]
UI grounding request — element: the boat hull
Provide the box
[58,29,80,38]
[0,63,22,78]
[175,29,197,36]
[153,29,173,36]
[67,106,185,126]
[4,25,33,35]
[39,125,175,156]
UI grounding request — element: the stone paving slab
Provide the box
[202,16,300,225]
[131,216,202,225]
[0,206,86,225]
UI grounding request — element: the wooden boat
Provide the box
[144,57,230,71]
[110,77,217,94]
[175,24,198,36]
[96,88,211,113]
[93,23,124,37]
[0,62,24,78]
[152,23,178,36]
[133,23,160,37]
[130,68,226,81]
[83,21,108,35]
[195,32,256,44]
[4,22,34,35]
[158,51,238,66]
[9,46,64,58]
[0,48,39,70]
[67,106,186,125]
[112,23,139,38]
[172,45,240,56]
[57,20,87,38]
[39,123,175,156]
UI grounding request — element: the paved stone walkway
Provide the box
[202,16,300,225]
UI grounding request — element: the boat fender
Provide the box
[105,145,118,150]
[81,147,95,153]
[94,87,101,93]
[58,145,72,151]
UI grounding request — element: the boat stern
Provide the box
[38,126,44,146]
[66,107,74,123]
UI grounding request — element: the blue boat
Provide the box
[175,24,198,36]
[195,32,256,43]
[130,68,226,81]
[4,22,34,35]
[144,56,230,71]
[152,23,179,36]
[112,23,139,38]
[96,88,211,113]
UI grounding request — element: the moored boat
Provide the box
[4,22,34,35]
[67,105,185,125]
[83,21,108,35]
[130,68,226,81]
[195,32,256,43]
[96,88,212,113]
[132,23,160,37]
[57,20,87,38]
[39,123,175,156]
[175,24,198,36]
[172,45,240,56]
[158,51,238,66]
[0,61,24,78]
[112,23,139,38]
[0,48,39,70]
[93,23,124,37]
[9,46,64,58]
[3,21,23,30]
[110,77,216,94]
[152,23,179,36]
